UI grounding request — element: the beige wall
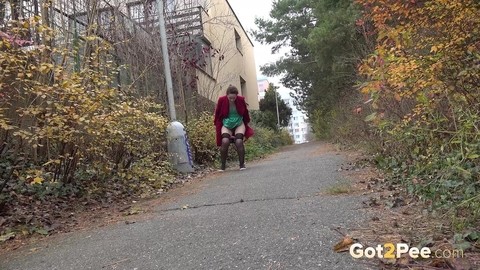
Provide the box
[196,0,259,110]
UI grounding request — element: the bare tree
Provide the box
[1,0,247,119]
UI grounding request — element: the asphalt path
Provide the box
[0,142,371,270]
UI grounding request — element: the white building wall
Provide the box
[257,79,269,101]
[283,97,310,144]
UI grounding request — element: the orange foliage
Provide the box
[357,0,479,124]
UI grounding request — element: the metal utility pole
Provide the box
[275,90,280,129]
[156,0,176,120]
[156,0,194,173]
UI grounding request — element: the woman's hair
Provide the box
[226,85,239,95]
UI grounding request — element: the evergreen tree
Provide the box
[254,83,292,130]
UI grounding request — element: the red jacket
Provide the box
[214,95,254,146]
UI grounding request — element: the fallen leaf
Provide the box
[333,236,354,252]
[31,177,43,185]
[0,232,16,242]
[464,231,479,242]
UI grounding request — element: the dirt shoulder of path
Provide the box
[336,148,480,270]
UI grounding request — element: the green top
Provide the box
[222,103,243,129]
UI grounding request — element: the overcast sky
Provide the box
[228,0,292,96]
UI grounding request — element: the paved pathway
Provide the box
[0,142,370,270]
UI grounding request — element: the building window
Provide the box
[98,8,113,27]
[296,135,300,139]
[74,15,88,35]
[295,128,299,132]
[294,123,299,127]
[234,29,242,54]
[165,0,175,12]
[240,76,246,97]
[98,8,114,38]
[182,37,213,76]
[128,2,145,23]
[128,0,158,26]
[195,38,213,76]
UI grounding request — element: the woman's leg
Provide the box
[220,126,232,170]
[233,122,246,169]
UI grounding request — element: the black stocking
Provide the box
[235,138,245,167]
[220,138,230,169]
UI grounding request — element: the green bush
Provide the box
[185,112,218,165]
[373,109,480,228]
[244,125,293,161]
[278,129,294,146]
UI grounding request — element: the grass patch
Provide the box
[326,181,353,195]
